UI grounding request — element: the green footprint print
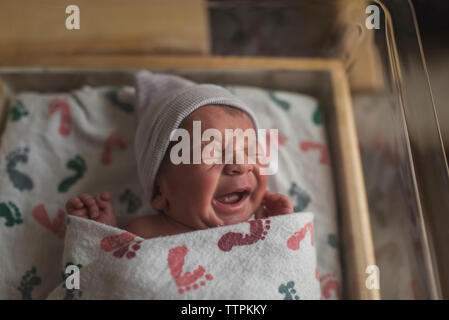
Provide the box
[267,90,290,111]
[58,155,87,193]
[105,87,134,113]
[10,100,29,122]
[17,266,41,300]
[312,105,322,125]
[278,281,300,300]
[289,183,311,212]
[0,201,23,227]
[61,262,83,300]
[119,189,142,214]
[327,234,338,249]
[6,147,34,191]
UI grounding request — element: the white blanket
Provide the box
[47,212,319,300]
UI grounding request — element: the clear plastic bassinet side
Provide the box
[209,0,449,299]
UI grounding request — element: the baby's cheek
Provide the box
[252,174,268,206]
[190,174,218,209]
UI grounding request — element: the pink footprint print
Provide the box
[100,232,142,259]
[266,130,288,158]
[218,219,271,252]
[49,98,72,137]
[320,273,341,300]
[286,221,314,250]
[32,204,66,238]
[101,135,128,165]
[299,141,329,165]
[167,245,213,294]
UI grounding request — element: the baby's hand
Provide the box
[66,192,117,227]
[254,190,293,219]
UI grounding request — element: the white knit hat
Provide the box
[134,70,259,205]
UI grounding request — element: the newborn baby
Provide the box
[66,72,293,239]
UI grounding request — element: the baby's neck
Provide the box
[160,213,195,234]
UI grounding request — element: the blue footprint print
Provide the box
[58,155,87,193]
[289,183,311,212]
[17,266,41,300]
[105,87,134,113]
[267,90,290,111]
[119,189,142,214]
[0,201,23,227]
[6,147,34,191]
[278,281,300,300]
[327,234,338,249]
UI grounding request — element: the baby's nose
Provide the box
[223,163,253,176]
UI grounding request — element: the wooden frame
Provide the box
[0,56,379,299]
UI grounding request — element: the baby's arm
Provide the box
[66,191,117,227]
[254,190,294,219]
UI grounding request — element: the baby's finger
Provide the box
[263,193,293,214]
[66,198,84,211]
[263,192,285,208]
[72,197,84,209]
[68,208,88,218]
[79,194,99,219]
[100,191,111,201]
[79,193,96,208]
[254,204,269,219]
[95,195,108,210]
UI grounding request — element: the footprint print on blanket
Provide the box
[265,130,288,158]
[312,105,322,125]
[17,266,41,300]
[49,98,72,137]
[286,221,314,251]
[105,87,135,113]
[101,135,128,165]
[32,204,66,238]
[10,100,29,122]
[6,147,34,191]
[58,155,87,193]
[119,189,142,214]
[299,141,329,165]
[167,245,213,294]
[288,183,311,212]
[278,281,300,300]
[267,90,290,111]
[327,233,338,249]
[217,219,271,252]
[320,273,341,300]
[0,201,23,227]
[100,232,142,259]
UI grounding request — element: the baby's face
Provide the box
[152,105,267,229]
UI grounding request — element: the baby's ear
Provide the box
[151,178,167,212]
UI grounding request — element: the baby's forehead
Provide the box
[182,104,254,129]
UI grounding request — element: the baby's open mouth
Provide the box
[215,190,249,205]
[212,187,252,215]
